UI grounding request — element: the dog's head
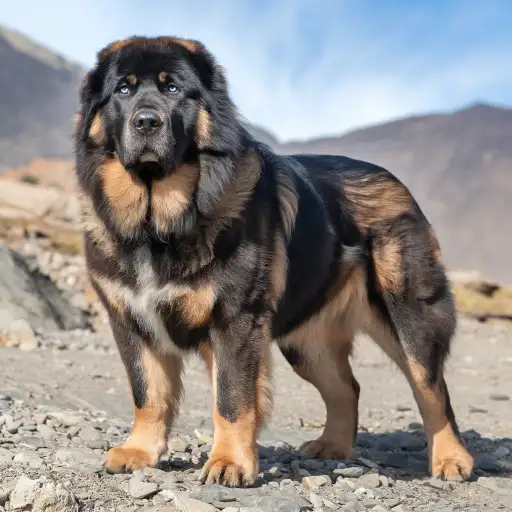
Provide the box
[75,36,254,241]
[76,36,238,181]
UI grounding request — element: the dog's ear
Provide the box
[77,66,107,141]
[78,70,95,140]
[186,42,226,93]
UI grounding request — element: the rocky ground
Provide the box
[0,238,512,511]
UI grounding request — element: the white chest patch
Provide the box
[120,247,192,354]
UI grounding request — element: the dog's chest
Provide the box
[121,248,213,352]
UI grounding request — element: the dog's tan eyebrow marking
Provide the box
[196,107,211,149]
[158,71,167,84]
[126,74,137,86]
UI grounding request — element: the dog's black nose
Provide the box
[132,109,162,134]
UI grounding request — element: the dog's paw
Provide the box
[431,448,474,481]
[200,454,257,487]
[104,445,157,473]
[299,438,352,460]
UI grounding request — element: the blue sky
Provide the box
[2,0,511,141]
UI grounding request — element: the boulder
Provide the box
[0,241,87,333]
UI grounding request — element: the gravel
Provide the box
[32,482,79,512]
[335,467,365,479]
[488,393,510,402]
[9,475,42,509]
[477,477,512,496]
[309,492,323,508]
[128,479,159,499]
[301,475,332,489]
[0,245,511,511]
[174,493,220,511]
[356,472,381,489]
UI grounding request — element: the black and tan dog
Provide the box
[74,35,474,486]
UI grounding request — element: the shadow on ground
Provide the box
[151,428,512,489]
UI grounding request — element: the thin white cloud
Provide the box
[1,0,510,140]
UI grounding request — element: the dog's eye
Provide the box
[167,83,179,94]
[118,85,130,95]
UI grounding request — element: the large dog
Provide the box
[74,35,474,486]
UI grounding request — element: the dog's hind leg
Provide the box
[276,262,367,460]
[279,333,359,460]
[365,220,474,481]
[366,316,474,480]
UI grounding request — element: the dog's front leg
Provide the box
[200,313,272,487]
[103,313,183,473]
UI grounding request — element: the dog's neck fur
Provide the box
[80,127,264,279]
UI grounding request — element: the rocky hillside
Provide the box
[0,25,511,283]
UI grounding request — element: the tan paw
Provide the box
[299,438,352,460]
[105,445,157,473]
[431,447,474,481]
[200,454,257,487]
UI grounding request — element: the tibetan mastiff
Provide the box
[74,35,474,486]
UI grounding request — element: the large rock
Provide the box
[0,179,80,224]
[0,242,87,332]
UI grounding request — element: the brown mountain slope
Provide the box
[279,103,512,284]
[0,26,86,171]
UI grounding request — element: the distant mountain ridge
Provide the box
[0,25,511,282]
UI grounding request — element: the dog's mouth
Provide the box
[127,152,167,183]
